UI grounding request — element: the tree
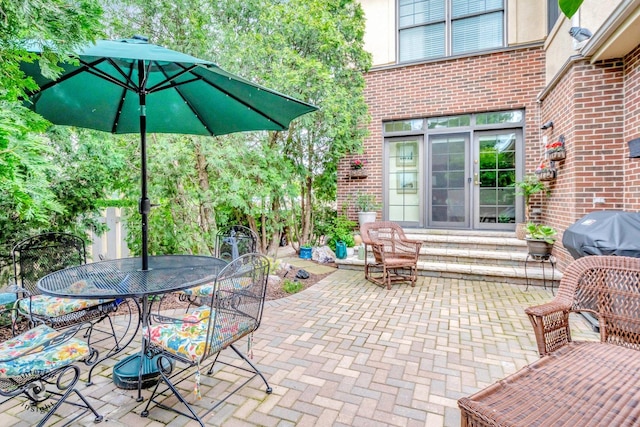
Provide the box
[106,0,371,255]
[209,0,372,249]
[0,0,105,263]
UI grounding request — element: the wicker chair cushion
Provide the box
[17,295,114,318]
[0,324,90,379]
[144,310,253,363]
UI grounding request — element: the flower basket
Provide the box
[349,169,367,179]
[547,148,566,161]
[535,168,556,181]
[545,137,566,161]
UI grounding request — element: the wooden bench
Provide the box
[458,255,640,426]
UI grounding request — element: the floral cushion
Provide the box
[143,309,254,363]
[0,324,90,378]
[179,277,251,298]
[17,294,114,318]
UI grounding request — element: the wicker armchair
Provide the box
[526,254,640,355]
[360,221,422,290]
[458,255,640,426]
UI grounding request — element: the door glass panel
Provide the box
[430,135,467,225]
[478,133,516,224]
[388,138,421,223]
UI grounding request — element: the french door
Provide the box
[386,129,520,229]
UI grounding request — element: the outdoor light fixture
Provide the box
[540,120,554,130]
[569,27,592,42]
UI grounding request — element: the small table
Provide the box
[37,255,227,400]
[524,253,556,294]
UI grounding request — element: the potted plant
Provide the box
[514,175,550,239]
[355,192,381,225]
[525,222,557,258]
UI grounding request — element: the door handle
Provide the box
[474,173,481,185]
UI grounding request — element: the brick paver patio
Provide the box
[1,269,596,426]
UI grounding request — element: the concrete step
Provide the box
[341,228,561,288]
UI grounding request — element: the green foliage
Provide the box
[513,175,550,221]
[355,192,381,212]
[0,0,104,257]
[282,279,303,294]
[107,0,372,254]
[525,222,557,244]
[327,214,356,251]
[559,0,583,19]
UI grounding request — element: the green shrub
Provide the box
[282,279,303,294]
[327,214,356,251]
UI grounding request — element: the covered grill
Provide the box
[563,211,640,259]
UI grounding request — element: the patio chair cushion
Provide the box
[0,324,90,378]
[178,277,251,298]
[17,294,114,318]
[143,310,253,363]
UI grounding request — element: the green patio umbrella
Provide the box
[21,36,317,270]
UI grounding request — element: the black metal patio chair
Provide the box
[175,225,259,311]
[141,253,272,426]
[0,318,103,426]
[10,232,137,384]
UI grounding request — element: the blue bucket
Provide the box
[299,246,312,259]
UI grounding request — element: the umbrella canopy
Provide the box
[21,36,317,269]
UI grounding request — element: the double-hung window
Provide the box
[399,0,504,63]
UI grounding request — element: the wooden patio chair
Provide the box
[360,221,422,289]
[141,253,272,426]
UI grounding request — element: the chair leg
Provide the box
[34,365,103,427]
[141,356,204,426]
[142,344,272,425]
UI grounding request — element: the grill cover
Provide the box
[562,211,640,259]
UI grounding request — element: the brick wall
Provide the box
[540,58,629,268]
[625,45,640,211]
[338,47,546,219]
[343,42,640,271]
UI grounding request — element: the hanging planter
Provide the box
[535,159,556,181]
[546,135,566,161]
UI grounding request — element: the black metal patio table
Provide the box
[37,255,227,400]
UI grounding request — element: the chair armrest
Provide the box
[525,301,573,356]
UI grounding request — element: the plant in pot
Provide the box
[525,222,557,258]
[355,192,381,225]
[327,214,357,259]
[513,175,550,239]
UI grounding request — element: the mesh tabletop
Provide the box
[37,255,227,299]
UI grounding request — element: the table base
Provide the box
[113,354,173,390]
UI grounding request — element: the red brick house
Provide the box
[339,0,640,269]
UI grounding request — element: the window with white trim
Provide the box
[399,0,504,63]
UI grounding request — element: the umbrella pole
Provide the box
[138,61,150,271]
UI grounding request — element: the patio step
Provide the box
[337,229,561,289]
